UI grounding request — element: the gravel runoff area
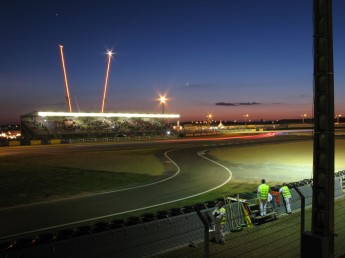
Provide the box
[209,139,345,185]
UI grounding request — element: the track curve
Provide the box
[0,143,233,239]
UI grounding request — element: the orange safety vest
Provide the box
[271,191,280,205]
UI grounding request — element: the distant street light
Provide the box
[207,114,213,126]
[301,114,307,123]
[243,114,249,125]
[335,114,342,124]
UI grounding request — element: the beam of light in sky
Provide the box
[101,50,113,113]
[59,45,72,112]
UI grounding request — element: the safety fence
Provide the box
[0,176,344,258]
[163,178,344,258]
[65,134,179,144]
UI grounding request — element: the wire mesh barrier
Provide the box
[152,181,345,258]
[0,177,344,258]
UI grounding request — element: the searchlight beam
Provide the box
[101,50,113,113]
[59,45,72,112]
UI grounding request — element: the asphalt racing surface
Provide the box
[0,133,310,239]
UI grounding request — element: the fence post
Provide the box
[294,186,305,233]
[195,208,209,258]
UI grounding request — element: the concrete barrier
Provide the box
[30,140,42,145]
[50,139,61,144]
[8,141,21,146]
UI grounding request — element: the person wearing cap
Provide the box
[257,179,270,216]
[279,184,292,214]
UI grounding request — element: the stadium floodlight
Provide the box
[59,45,72,112]
[158,94,168,114]
[37,111,180,119]
[101,50,114,113]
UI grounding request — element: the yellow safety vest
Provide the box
[214,207,227,225]
[259,184,270,200]
[282,186,291,198]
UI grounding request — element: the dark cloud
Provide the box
[215,102,237,106]
[238,102,261,106]
[215,102,261,106]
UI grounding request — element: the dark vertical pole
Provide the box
[301,0,335,257]
[312,0,335,249]
[294,186,305,234]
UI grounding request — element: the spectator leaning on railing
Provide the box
[257,179,270,216]
[279,184,292,214]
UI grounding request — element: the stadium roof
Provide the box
[22,111,180,119]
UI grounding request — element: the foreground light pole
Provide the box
[302,1,335,257]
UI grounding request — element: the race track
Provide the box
[0,134,315,239]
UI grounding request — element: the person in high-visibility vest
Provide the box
[211,201,226,244]
[257,179,270,216]
[279,184,292,214]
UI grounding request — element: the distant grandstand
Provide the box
[20,111,180,141]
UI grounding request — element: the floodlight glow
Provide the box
[37,111,180,119]
[157,94,169,114]
[159,95,166,104]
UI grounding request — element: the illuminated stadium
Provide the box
[19,46,180,141]
[20,111,180,141]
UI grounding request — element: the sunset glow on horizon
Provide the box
[1,1,345,124]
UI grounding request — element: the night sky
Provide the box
[1,0,345,124]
